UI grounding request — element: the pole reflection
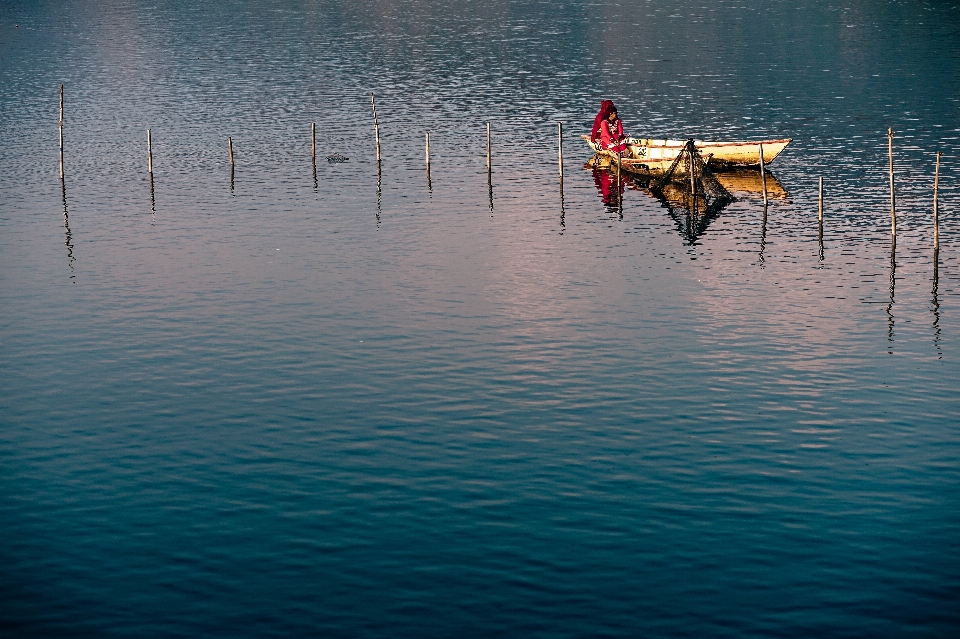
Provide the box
[817,212,824,264]
[886,239,896,353]
[758,203,767,268]
[487,169,493,215]
[559,181,565,235]
[149,172,156,215]
[933,247,941,358]
[61,176,75,280]
[376,160,382,230]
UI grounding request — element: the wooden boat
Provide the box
[582,135,792,174]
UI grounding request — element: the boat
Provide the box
[582,135,792,175]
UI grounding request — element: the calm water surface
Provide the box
[2,1,960,636]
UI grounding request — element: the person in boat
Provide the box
[591,100,629,155]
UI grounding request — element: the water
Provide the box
[2,0,960,636]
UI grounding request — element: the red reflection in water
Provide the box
[591,168,624,207]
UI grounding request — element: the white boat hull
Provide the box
[582,135,792,172]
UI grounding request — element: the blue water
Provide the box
[2,1,960,636]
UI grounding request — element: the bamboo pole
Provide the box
[146,129,153,174]
[934,151,941,251]
[889,128,896,237]
[557,121,563,178]
[759,142,767,206]
[486,122,491,172]
[818,176,824,260]
[311,122,317,191]
[818,176,823,223]
[228,136,234,165]
[487,122,492,211]
[59,84,64,179]
[371,93,381,162]
[425,131,432,191]
[688,141,696,206]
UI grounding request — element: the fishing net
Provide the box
[650,139,733,205]
[650,139,735,243]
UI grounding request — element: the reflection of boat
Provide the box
[587,163,733,244]
[715,170,788,198]
[582,135,791,174]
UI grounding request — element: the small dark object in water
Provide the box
[327,153,349,163]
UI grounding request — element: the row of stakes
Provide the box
[57,86,945,252]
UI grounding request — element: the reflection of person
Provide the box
[590,100,628,154]
[593,168,624,207]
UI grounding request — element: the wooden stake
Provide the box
[425,132,430,167]
[889,128,896,237]
[228,136,234,165]
[688,141,697,206]
[934,151,941,251]
[146,129,153,174]
[371,93,381,162]
[59,84,64,179]
[311,122,316,161]
[486,122,491,172]
[759,142,768,206]
[818,176,824,223]
[557,121,563,177]
[818,176,824,260]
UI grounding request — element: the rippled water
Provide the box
[2,1,960,636]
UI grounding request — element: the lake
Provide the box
[1,0,959,636]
